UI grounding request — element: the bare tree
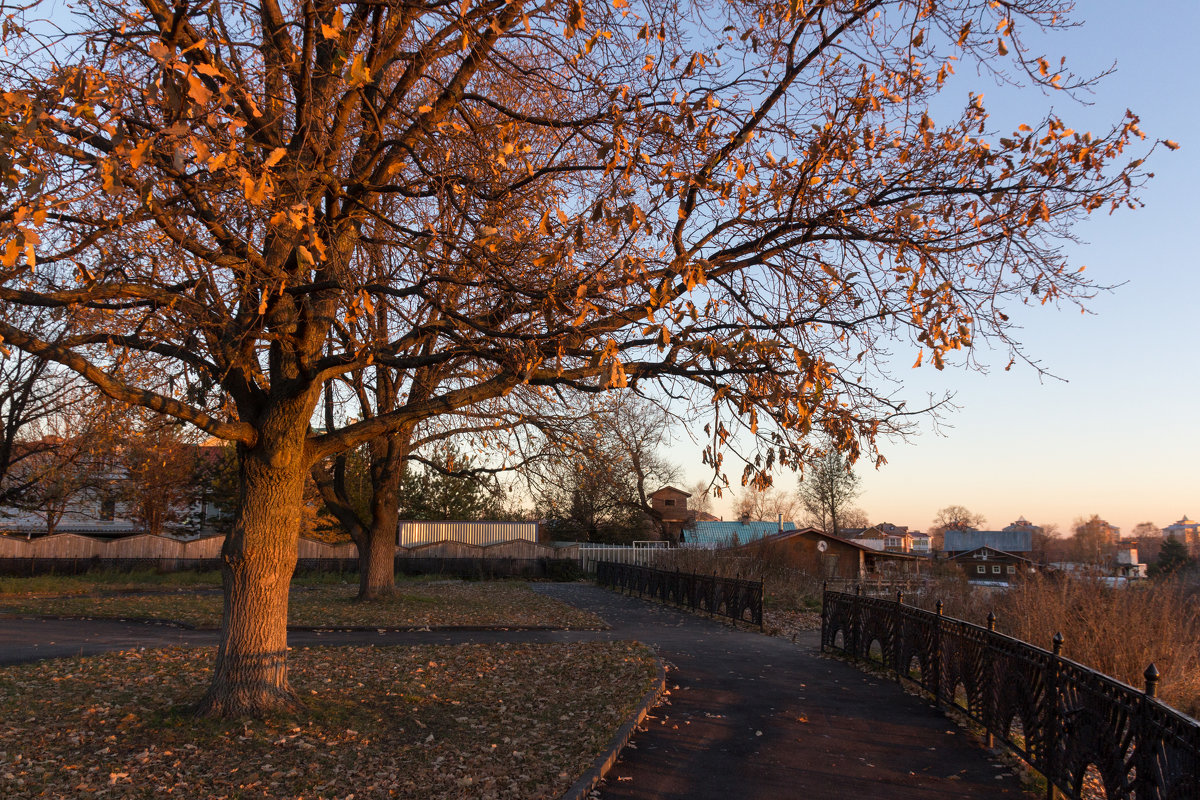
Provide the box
[797,449,861,536]
[0,312,83,508]
[1071,514,1119,565]
[0,0,1161,716]
[533,394,680,543]
[688,481,716,518]
[735,486,801,524]
[929,505,987,551]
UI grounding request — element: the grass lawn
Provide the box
[0,579,607,630]
[0,568,225,595]
[0,641,659,799]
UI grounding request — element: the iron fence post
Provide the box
[1135,663,1160,798]
[984,610,997,748]
[820,581,828,653]
[1045,632,1064,800]
[894,590,904,682]
[933,600,943,708]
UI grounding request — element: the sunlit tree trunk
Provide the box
[197,424,308,718]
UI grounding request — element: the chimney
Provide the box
[778,512,783,533]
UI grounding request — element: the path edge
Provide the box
[560,655,667,800]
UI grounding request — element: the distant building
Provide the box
[1162,515,1200,557]
[951,546,1039,586]
[850,522,925,554]
[647,486,693,542]
[1003,516,1043,536]
[739,528,928,580]
[1114,541,1148,580]
[909,531,931,555]
[942,529,1033,556]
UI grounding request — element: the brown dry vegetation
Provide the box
[0,581,606,630]
[659,547,1200,716]
[652,547,826,636]
[911,574,1200,718]
[0,641,658,798]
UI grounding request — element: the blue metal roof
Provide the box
[943,529,1032,553]
[682,520,796,548]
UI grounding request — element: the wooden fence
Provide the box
[0,532,579,568]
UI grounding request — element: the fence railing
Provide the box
[595,561,763,627]
[821,589,1200,800]
[577,544,667,572]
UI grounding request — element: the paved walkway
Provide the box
[0,584,1029,798]
[532,583,1027,800]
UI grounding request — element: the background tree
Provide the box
[838,507,871,531]
[1070,514,1119,566]
[117,416,202,536]
[688,481,716,519]
[398,446,501,521]
[1132,522,1162,539]
[797,449,861,536]
[1030,522,1062,564]
[1152,538,1194,577]
[532,395,680,543]
[1131,522,1163,564]
[0,312,85,508]
[0,0,1160,717]
[929,505,987,551]
[736,485,801,524]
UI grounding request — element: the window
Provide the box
[664,499,675,507]
[976,565,986,574]
[992,565,1001,574]
[1007,565,1016,574]
[100,496,116,521]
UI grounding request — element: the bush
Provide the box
[544,559,584,582]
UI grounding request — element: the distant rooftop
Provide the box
[684,520,796,548]
[944,529,1033,554]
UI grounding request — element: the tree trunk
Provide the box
[358,509,397,600]
[196,439,306,718]
[358,437,406,600]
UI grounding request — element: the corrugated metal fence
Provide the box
[397,520,539,547]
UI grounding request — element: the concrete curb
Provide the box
[561,655,668,800]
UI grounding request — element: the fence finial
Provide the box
[1144,663,1160,698]
[986,611,996,631]
[936,600,944,616]
[1052,631,1064,655]
[896,590,904,605]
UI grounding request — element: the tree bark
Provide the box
[357,432,407,600]
[196,435,307,718]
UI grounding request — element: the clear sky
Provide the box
[679,0,1199,536]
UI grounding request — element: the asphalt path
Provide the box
[0,583,1030,799]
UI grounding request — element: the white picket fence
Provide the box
[577,542,669,572]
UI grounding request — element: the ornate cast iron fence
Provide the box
[821,588,1200,800]
[595,561,763,627]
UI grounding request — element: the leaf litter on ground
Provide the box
[0,640,658,799]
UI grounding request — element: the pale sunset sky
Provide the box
[682,1,1199,536]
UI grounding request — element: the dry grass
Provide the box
[912,573,1200,718]
[0,581,606,630]
[0,641,658,799]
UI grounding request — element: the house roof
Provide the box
[684,519,795,547]
[650,486,691,499]
[754,527,927,559]
[950,546,1036,565]
[943,529,1033,553]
